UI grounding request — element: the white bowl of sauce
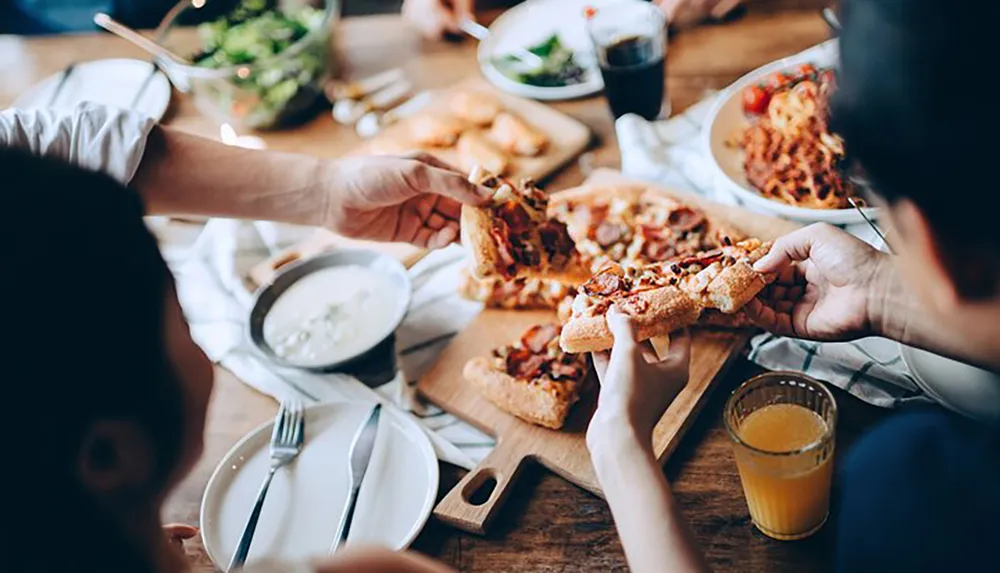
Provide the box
[248,249,411,371]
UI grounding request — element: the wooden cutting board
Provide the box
[418,169,800,534]
[356,77,591,182]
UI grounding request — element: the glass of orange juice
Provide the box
[724,371,837,540]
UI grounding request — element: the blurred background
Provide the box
[0,0,407,35]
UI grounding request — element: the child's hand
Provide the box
[588,305,691,444]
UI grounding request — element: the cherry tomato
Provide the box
[767,72,792,90]
[818,69,836,85]
[796,63,817,77]
[742,85,771,116]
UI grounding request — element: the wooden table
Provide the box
[1,4,894,571]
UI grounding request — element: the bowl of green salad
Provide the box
[156,0,338,130]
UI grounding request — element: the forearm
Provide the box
[870,259,1000,370]
[588,425,708,573]
[131,125,335,227]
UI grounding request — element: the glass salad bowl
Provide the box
[155,0,339,130]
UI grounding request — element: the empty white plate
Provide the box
[13,58,171,121]
[900,344,1000,425]
[200,402,438,569]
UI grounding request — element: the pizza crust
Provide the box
[706,261,769,313]
[559,286,702,353]
[463,357,575,429]
[694,242,773,313]
[461,204,501,279]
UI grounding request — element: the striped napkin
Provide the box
[614,46,929,408]
[158,219,495,470]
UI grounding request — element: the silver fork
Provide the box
[228,400,305,571]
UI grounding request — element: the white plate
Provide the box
[701,39,879,224]
[478,0,615,101]
[13,58,171,121]
[200,402,438,568]
[899,344,1000,425]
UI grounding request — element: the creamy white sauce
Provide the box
[263,265,401,367]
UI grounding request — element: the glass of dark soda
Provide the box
[586,1,668,120]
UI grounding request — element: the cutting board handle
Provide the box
[433,439,527,535]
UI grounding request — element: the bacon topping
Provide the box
[490,224,517,277]
[521,323,560,353]
[550,361,583,380]
[512,353,547,379]
[644,240,676,262]
[538,219,575,259]
[497,200,533,232]
[582,270,626,296]
[581,204,610,233]
[594,220,625,247]
[677,249,725,267]
[666,207,706,233]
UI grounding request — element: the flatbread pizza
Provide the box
[461,167,587,282]
[464,323,589,429]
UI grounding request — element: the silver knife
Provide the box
[332,404,382,551]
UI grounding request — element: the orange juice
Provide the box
[733,403,834,540]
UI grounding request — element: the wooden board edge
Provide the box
[653,330,753,466]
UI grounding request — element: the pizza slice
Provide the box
[464,323,589,429]
[461,167,586,282]
[549,184,741,273]
[668,238,773,313]
[559,263,702,353]
[457,267,575,312]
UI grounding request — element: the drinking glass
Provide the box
[724,371,837,540]
[586,0,668,120]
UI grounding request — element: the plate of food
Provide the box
[360,78,590,182]
[702,40,878,224]
[477,0,616,100]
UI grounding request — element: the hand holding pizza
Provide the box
[326,153,492,249]
[588,306,691,442]
[744,223,894,341]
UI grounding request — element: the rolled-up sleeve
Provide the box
[0,103,157,185]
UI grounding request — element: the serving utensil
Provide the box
[355,90,432,138]
[228,400,305,571]
[327,68,406,102]
[332,79,414,125]
[459,18,544,68]
[93,13,190,66]
[332,404,382,551]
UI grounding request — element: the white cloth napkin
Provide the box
[158,219,494,470]
[614,45,929,408]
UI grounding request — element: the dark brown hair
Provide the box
[0,148,185,571]
[831,0,1000,246]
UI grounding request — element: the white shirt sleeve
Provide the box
[0,103,157,185]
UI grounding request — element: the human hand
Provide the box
[655,0,743,27]
[588,306,691,443]
[744,223,893,341]
[327,153,490,249]
[402,0,475,39]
